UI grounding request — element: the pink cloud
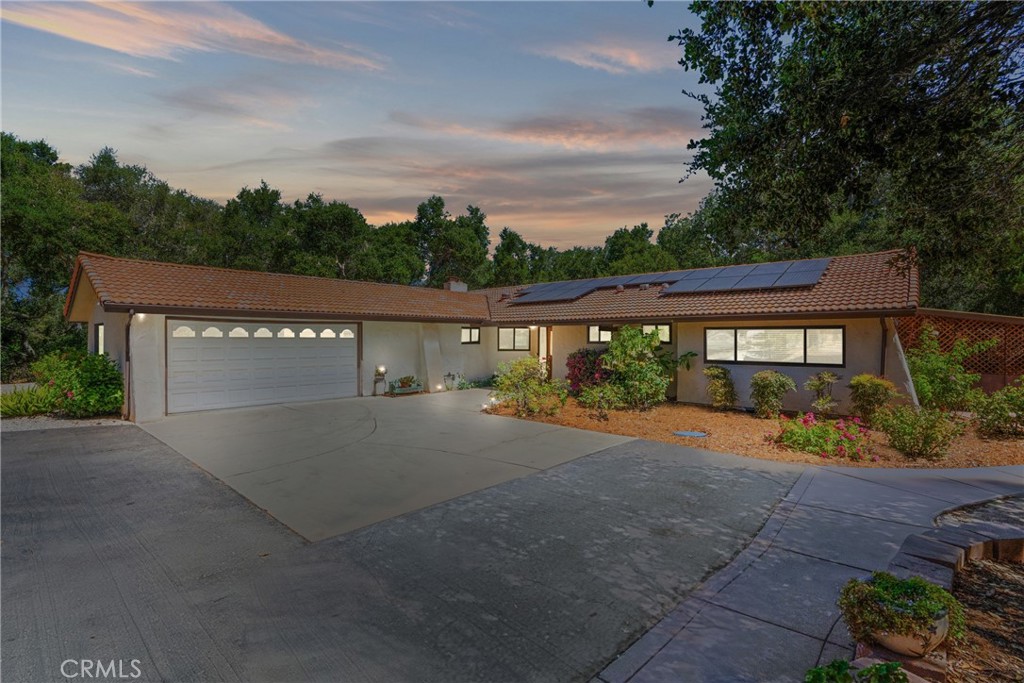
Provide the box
[531,40,674,75]
[2,2,385,71]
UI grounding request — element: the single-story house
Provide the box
[64,249,920,422]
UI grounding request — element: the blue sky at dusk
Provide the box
[1,2,710,248]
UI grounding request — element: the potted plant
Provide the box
[838,572,965,657]
[389,376,422,395]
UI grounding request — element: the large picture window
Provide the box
[461,327,481,344]
[498,327,530,351]
[704,327,844,366]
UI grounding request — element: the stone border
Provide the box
[852,522,1024,683]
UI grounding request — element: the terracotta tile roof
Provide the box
[66,249,917,325]
[482,250,918,323]
[66,253,491,322]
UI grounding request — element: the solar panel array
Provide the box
[510,258,831,305]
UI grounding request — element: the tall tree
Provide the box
[492,227,532,286]
[603,223,678,275]
[413,196,492,288]
[289,194,371,279]
[670,1,1024,313]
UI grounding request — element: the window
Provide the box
[202,326,223,338]
[498,327,530,351]
[339,328,355,339]
[642,324,672,344]
[277,328,295,338]
[704,327,845,366]
[461,326,481,344]
[299,328,317,338]
[171,325,195,338]
[587,325,615,343]
[253,327,273,338]
[228,327,249,338]
[94,323,105,354]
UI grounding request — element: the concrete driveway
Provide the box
[142,390,632,540]
[2,424,801,682]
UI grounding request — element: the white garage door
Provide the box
[166,320,358,413]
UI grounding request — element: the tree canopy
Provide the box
[668,1,1024,314]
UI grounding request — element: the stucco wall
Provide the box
[549,325,588,380]
[674,317,903,413]
[78,278,129,371]
[129,312,167,422]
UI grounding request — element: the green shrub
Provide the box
[703,365,737,410]
[0,385,59,417]
[774,413,872,461]
[31,350,124,418]
[602,325,671,410]
[577,383,626,420]
[750,370,797,419]
[875,406,963,461]
[805,371,841,416]
[839,572,965,646]
[973,381,1024,438]
[493,358,568,417]
[565,348,610,396]
[848,374,899,425]
[906,326,996,411]
[805,659,908,683]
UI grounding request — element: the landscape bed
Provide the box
[488,399,1024,469]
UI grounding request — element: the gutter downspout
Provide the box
[124,309,134,421]
[879,317,887,377]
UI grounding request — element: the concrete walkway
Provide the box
[142,390,630,540]
[598,464,1024,683]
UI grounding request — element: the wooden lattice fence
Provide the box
[895,308,1024,393]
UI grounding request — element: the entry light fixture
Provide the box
[375,365,387,376]
[373,365,388,396]
[528,324,538,329]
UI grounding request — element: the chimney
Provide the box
[444,277,468,293]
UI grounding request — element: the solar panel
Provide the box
[661,278,708,294]
[696,276,745,291]
[788,257,831,273]
[680,267,724,280]
[749,261,792,276]
[717,264,756,278]
[734,274,782,289]
[772,270,823,288]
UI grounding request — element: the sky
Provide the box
[1,1,712,248]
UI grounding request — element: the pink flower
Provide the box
[49,380,55,386]
[65,391,74,399]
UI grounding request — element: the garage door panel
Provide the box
[167,320,358,414]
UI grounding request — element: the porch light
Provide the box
[435,384,443,391]
[375,365,387,376]
[528,325,538,329]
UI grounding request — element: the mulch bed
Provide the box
[488,399,1024,468]
[948,559,1024,682]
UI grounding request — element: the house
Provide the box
[64,249,919,422]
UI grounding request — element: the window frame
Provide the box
[641,323,673,345]
[703,325,846,367]
[497,326,531,351]
[94,322,105,355]
[461,326,481,345]
[587,325,617,344]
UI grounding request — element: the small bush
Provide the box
[973,381,1024,438]
[774,412,872,461]
[577,383,626,420]
[805,371,841,416]
[839,572,965,646]
[31,350,124,418]
[848,374,899,425]
[906,326,996,411]
[703,365,737,410]
[0,385,59,417]
[602,326,671,410]
[492,358,568,417]
[565,348,610,396]
[805,659,908,683]
[875,406,963,461]
[750,370,797,419]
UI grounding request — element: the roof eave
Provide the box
[100,303,489,325]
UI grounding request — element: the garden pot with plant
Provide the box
[838,572,965,657]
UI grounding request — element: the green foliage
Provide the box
[848,375,899,425]
[32,350,124,418]
[603,223,678,276]
[492,227,533,286]
[577,383,626,420]
[492,358,568,417]
[749,370,797,419]
[0,385,59,417]
[805,659,908,683]
[774,413,872,461]
[875,406,963,461]
[414,196,492,288]
[668,3,1024,314]
[702,365,737,410]
[602,326,671,410]
[906,327,997,411]
[805,371,841,416]
[972,381,1024,438]
[839,572,965,646]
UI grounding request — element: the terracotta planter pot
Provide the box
[873,611,949,657]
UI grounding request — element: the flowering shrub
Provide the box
[906,326,996,411]
[602,326,674,410]
[577,383,626,420]
[973,381,1024,438]
[848,374,899,425]
[565,348,610,396]
[31,350,123,418]
[749,370,796,418]
[774,412,873,461]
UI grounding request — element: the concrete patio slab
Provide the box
[142,390,632,539]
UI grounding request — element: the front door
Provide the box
[538,326,553,379]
